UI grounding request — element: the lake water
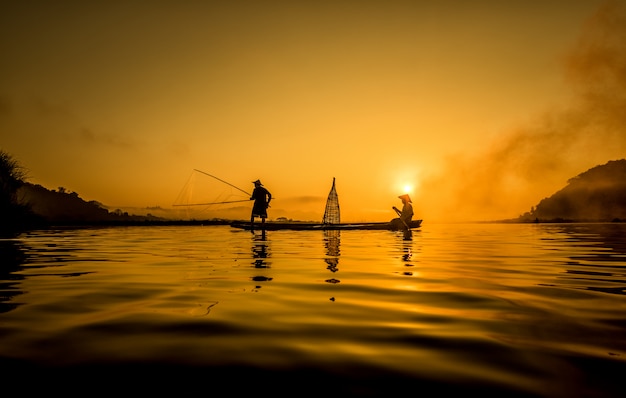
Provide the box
[1,223,625,396]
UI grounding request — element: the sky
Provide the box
[2,0,625,223]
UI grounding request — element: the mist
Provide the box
[418,1,626,222]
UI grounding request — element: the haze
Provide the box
[2,0,625,222]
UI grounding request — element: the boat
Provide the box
[230,177,422,231]
[230,219,422,231]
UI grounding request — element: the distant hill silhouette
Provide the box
[16,183,231,226]
[513,159,626,222]
[17,183,166,225]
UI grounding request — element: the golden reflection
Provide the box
[401,238,414,276]
[324,229,340,273]
[323,230,341,301]
[251,230,272,288]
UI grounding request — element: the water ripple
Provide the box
[1,223,625,396]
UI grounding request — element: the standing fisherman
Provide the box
[250,179,272,229]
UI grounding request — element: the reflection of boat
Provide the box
[230,177,422,231]
[230,219,422,231]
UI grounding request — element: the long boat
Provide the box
[230,177,422,231]
[230,219,422,231]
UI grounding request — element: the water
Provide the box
[1,223,625,396]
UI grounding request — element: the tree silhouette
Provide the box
[0,150,36,234]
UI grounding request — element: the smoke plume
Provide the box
[420,1,626,222]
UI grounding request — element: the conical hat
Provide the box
[398,194,411,203]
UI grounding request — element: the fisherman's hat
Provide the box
[252,179,263,186]
[398,194,411,203]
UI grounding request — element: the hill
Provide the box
[513,159,626,222]
[17,183,186,225]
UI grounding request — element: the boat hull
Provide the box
[230,219,422,231]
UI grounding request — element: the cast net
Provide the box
[172,169,251,220]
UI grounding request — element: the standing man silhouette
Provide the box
[250,179,272,230]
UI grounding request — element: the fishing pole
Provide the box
[193,169,252,195]
[173,199,251,207]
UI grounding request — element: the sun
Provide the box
[390,166,421,197]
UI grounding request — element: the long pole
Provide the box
[393,206,412,239]
[193,169,251,196]
[173,199,251,207]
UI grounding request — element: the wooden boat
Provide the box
[231,177,422,231]
[230,219,422,231]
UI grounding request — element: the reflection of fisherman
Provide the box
[250,179,272,228]
[252,233,270,268]
[391,194,413,231]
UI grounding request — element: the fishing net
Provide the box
[173,169,251,220]
[322,177,340,224]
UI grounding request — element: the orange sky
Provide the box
[2,0,625,222]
